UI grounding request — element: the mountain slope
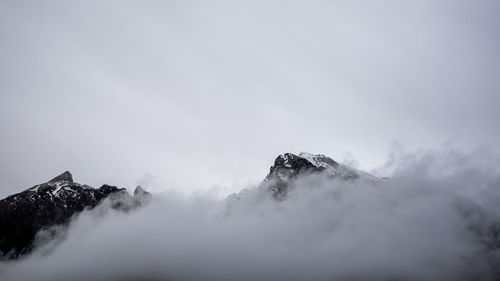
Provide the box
[0,171,149,258]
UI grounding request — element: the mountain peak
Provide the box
[0,172,152,258]
[134,185,146,195]
[264,152,363,199]
[48,171,73,183]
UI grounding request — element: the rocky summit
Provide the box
[264,152,366,198]
[0,171,150,258]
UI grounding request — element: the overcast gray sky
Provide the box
[1,0,499,197]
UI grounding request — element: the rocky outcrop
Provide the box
[0,171,149,258]
[133,185,152,204]
[264,152,364,198]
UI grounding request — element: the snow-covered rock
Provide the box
[0,171,150,258]
[264,152,371,198]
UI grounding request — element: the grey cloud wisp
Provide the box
[1,148,500,281]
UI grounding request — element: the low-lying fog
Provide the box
[1,147,500,281]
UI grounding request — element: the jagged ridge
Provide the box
[264,152,365,198]
[0,171,150,258]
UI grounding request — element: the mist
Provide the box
[1,147,499,281]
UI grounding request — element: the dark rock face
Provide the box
[0,171,146,258]
[48,171,73,183]
[264,152,362,198]
[265,153,324,198]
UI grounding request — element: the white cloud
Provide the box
[1,147,499,281]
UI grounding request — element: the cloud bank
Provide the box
[1,147,500,281]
